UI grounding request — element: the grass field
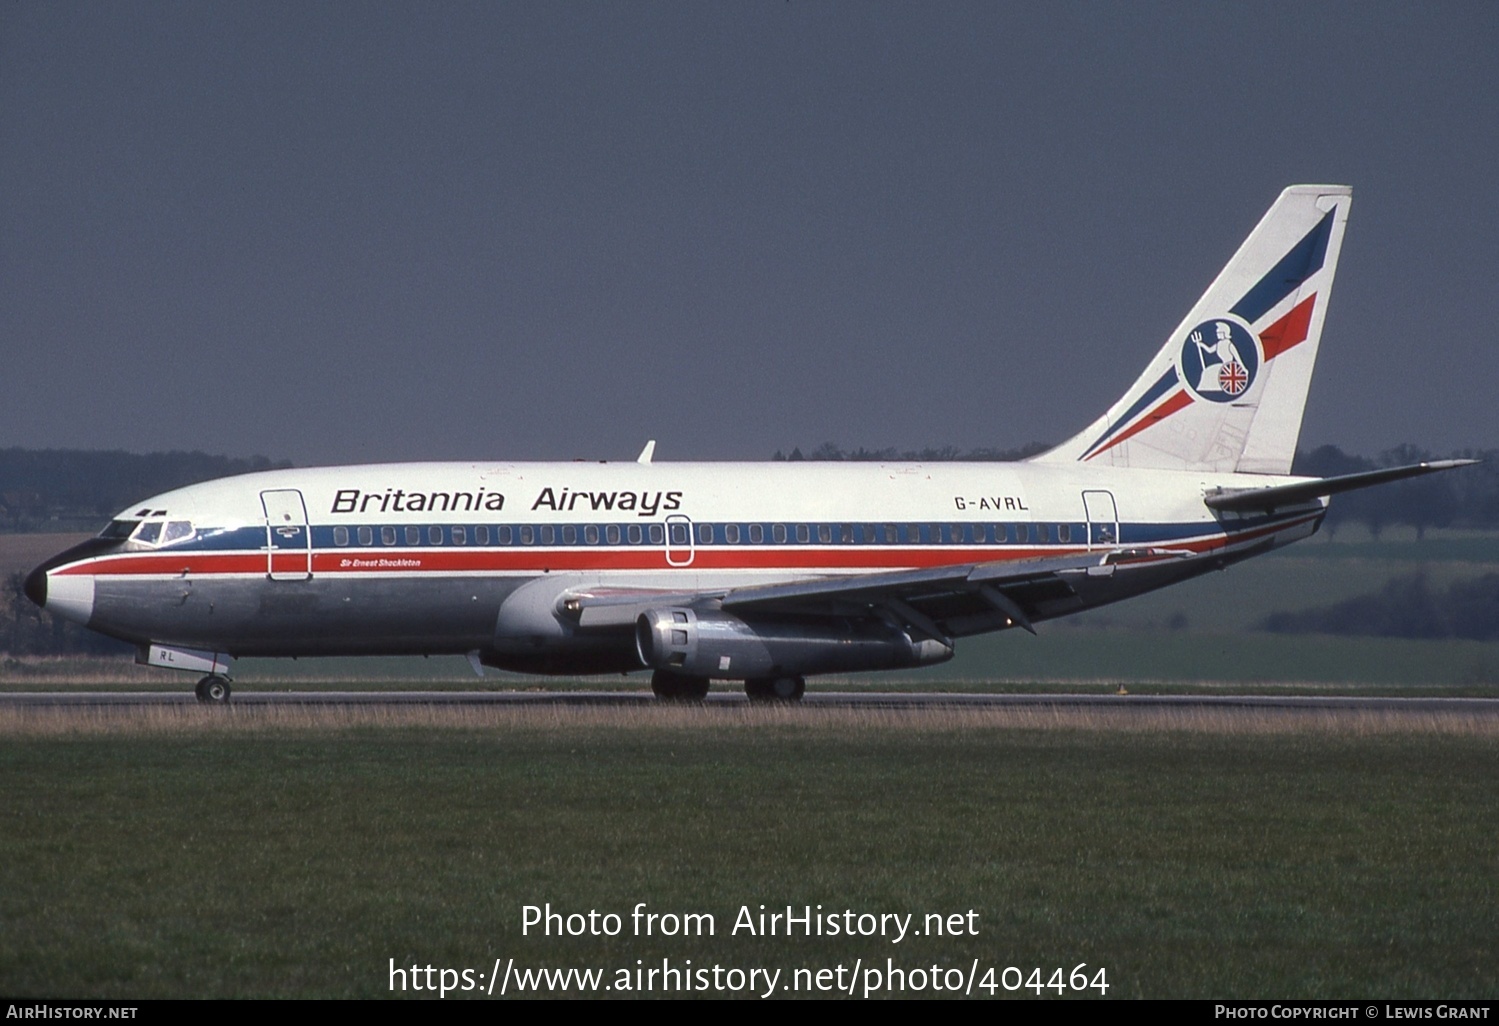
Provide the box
[1,705,1495,999]
[3,528,1496,999]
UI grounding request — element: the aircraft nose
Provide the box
[23,564,47,608]
[22,538,107,625]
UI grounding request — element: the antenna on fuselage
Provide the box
[636,440,656,464]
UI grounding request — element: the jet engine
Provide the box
[634,607,952,680]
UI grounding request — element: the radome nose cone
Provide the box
[23,565,47,609]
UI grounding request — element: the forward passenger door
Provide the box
[262,489,312,580]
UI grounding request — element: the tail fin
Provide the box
[1033,185,1352,475]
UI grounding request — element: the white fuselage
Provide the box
[30,459,1324,677]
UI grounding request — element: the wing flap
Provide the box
[719,552,1101,613]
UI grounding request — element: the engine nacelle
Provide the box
[634,607,952,680]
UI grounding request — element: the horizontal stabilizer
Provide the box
[1204,459,1478,514]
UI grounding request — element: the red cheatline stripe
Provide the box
[1259,294,1316,361]
[61,547,1085,576]
[1084,389,1193,461]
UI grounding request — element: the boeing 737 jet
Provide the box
[24,185,1474,701]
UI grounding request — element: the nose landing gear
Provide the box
[194,675,232,703]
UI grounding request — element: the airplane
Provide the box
[24,185,1475,703]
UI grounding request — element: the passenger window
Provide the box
[796,524,810,543]
[840,524,854,543]
[628,524,643,544]
[584,525,599,544]
[698,524,714,544]
[725,524,740,544]
[133,521,162,545]
[430,526,444,545]
[381,526,396,545]
[1016,524,1029,543]
[1058,524,1071,543]
[540,526,554,545]
[562,526,576,544]
[476,525,489,545]
[669,522,689,545]
[772,524,787,544]
[453,526,467,545]
[648,524,664,544]
[358,526,373,545]
[993,523,1006,542]
[520,526,534,544]
[1037,524,1050,543]
[406,526,421,546]
[606,525,621,544]
[817,525,831,543]
[749,524,764,544]
[334,526,349,546]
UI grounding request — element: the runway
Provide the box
[2,689,1496,713]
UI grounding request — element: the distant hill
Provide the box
[0,448,291,533]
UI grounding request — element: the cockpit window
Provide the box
[133,521,163,545]
[101,519,139,540]
[162,521,195,545]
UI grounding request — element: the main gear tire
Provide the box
[651,671,710,702]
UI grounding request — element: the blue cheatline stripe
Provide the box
[1083,367,1179,456]
[1230,208,1335,324]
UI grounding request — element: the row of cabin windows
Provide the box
[329,521,1082,547]
[333,524,667,547]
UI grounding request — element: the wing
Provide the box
[562,548,1185,644]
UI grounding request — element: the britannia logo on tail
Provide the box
[1179,318,1259,403]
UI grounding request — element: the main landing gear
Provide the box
[744,676,806,702]
[648,671,807,702]
[194,675,232,704]
[650,670,710,701]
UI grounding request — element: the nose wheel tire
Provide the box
[195,675,232,704]
[745,676,805,702]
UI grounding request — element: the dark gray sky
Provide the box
[4,2,1496,465]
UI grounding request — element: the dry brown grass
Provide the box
[1,699,1495,738]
